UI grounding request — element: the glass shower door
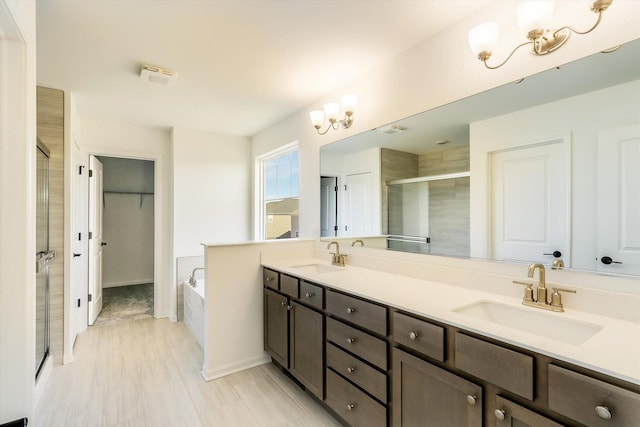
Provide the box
[36,142,53,378]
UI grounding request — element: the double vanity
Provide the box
[262,255,640,427]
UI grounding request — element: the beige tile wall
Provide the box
[380,148,418,235]
[37,86,64,362]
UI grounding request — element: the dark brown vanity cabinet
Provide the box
[263,267,640,427]
[263,270,324,400]
[393,348,483,427]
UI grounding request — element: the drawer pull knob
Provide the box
[409,331,419,340]
[494,409,506,421]
[347,367,356,374]
[346,403,356,411]
[305,292,314,298]
[266,277,273,281]
[280,301,286,307]
[595,405,612,420]
[346,337,357,344]
[466,395,477,405]
[346,307,356,314]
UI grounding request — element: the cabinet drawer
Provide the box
[548,364,640,427]
[495,395,563,427]
[326,369,386,427]
[327,317,387,370]
[327,342,387,403]
[392,312,444,362]
[299,281,323,310]
[455,332,534,400]
[327,290,387,336]
[263,268,279,290]
[280,274,298,298]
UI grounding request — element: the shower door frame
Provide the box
[35,139,51,379]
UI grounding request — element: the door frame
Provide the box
[85,152,158,325]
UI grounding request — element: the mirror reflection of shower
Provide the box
[36,140,55,378]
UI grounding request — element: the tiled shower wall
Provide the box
[37,86,64,362]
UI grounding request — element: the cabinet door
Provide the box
[264,289,289,367]
[494,396,564,427]
[289,302,324,399]
[393,348,482,427]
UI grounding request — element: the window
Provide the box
[256,143,299,240]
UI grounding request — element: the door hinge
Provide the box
[88,231,93,239]
[334,225,338,231]
[345,225,348,231]
[78,232,82,241]
[334,186,338,192]
[78,165,85,175]
[77,299,81,308]
[89,169,93,178]
[88,294,92,302]
[343,185,347,191]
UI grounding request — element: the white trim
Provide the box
[387,171,470,185]
[200,354,271,382]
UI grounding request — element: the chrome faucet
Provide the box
[189,267,204,287]
[513,263,575,312]
[351,239,364,247]
[327,241,347,267]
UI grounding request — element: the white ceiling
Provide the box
[36,0,490,137]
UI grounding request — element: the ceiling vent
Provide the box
[140,64,177,87]
[376,125,406,135]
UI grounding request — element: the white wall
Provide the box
[0,0,36,423]
[172,127,251,257]
[470,80,640,270]
[100,157,155,288]
[251,1,640,242]
[80,117,173,318]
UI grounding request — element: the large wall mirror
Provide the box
[320,38,640,276]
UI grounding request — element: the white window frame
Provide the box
[254,141,299,240]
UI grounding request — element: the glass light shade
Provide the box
[517,0,555,35]
[340,94,357,114]
[309,110,325,128]
[323,102,340,121]
[468,22,500,56]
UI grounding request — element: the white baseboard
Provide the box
[103,279,154,288]
[200,354,271,382]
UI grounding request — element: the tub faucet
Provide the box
[327,241,347,267]
[189,267,204,287]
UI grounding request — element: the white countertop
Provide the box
[262,258,640,386]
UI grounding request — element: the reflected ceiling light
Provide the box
[468,0,613,69]
[309,94,357,135]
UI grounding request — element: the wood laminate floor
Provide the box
[35,318,341,427]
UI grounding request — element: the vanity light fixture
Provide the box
[309,94,357,135]
[468,0,613,70]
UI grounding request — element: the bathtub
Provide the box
[184,279,205,348]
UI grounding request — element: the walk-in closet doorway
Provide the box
[88,156,155,326]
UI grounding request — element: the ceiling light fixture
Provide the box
[468,0,612,70]
[309,94,357,135]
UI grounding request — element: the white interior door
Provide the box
[491,140,569,265]
[72,143,88,334]
[343,172,371,236]
[597,124,640,276]
[320,176,338,238]
[88,155,104,325]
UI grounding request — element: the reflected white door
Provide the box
[597,124,640,275]
[491,140,569,265]
[88,155,104,325]
[343,173,371,236]
[320,176,338,237]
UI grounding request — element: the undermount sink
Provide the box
[289,263,344,275]
[453,300,602,345]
